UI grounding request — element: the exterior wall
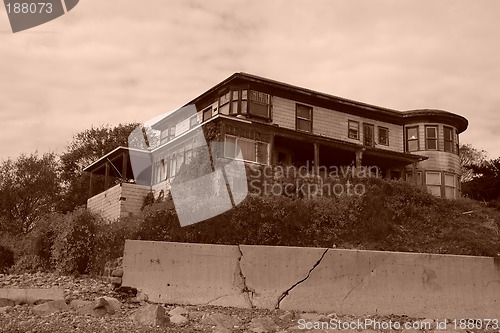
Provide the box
[87,183,151,220]
[272,96,404,153]
[404,123,461,198]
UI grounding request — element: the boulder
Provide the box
[201,313,241,330]
[111,268,123,277]
[168,306,189,316]
[33,300,69,316]
[0,298,15,307]
[101,296,121,312]
[170,313,188,325]
[131,304,170,327]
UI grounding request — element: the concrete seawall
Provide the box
[122,240,500,318]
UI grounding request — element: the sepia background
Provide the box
[0,0,499,159]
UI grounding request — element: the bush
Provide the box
[52,208,100,275]
[0,245,15,273]
[89,215,140,275]
[131,176,500,257]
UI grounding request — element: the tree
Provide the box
[0,152,61,233]
[459,144,488,182]
[58,123,158,213]
[462,158,500,202]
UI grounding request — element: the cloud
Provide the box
[0,0,498,159]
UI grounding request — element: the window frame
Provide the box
[443,126,454,153]
[425,125,438,151]
[189,115,198,129]
[295,104,313,133]
[248,90,271,119]
[348,120,360,140]
[202,106,213,122]
[378,126,389,146]
[223,135,269,165]
[406,126,419,152]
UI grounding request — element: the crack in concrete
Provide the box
[236,245,255,308]
[275,248,329,309]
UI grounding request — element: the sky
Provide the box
[0,0,499,161]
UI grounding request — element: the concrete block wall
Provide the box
[122,241,500,319]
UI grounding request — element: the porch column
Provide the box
[122,151,128,180]
[313,142,319,176]
[268,134,274,165]
[88,172,94,198]
[412,162,418,185]
[104,161,110,190]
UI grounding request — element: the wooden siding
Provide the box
[87,183,151,221]
[272,96,404,153]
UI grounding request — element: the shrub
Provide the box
[89,215,140,275]
[0,245,15,273]
[52,208,100,275]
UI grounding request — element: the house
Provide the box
[83,73,468,220]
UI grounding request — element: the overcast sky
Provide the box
[0,0,499,161]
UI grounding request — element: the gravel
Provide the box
[0,273,445,333]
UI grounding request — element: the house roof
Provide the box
[152,72,468,133]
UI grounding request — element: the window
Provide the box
[363,123,374,147]
[443,126,453,153]
[296,104,312,132]
[405,171,422,186]
[425,126,438,150]
[202,106,212,122]
[224,135,268,164]
[378,127,389,146]
[189,115,198,129]
[348,120,359,140]
[248,91,270,118]
[444,173,456,199]
[160,125,176,144]
[406,126,419,152]
[455,130,459,155]
[426,171,442,196]
[155,159,166,184]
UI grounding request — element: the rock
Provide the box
[0,298,15,307]
[170,313,188,325]
[168,306,189,316]
[111,268,124,277]
[0,306,12,314]
[32,300,69,316]
[279,311,294,322]
[201,313,241,330]
[249,316,279,333]
[109,277,122,285]
[102,296,121,312]
[131,304,170,327]
[131,291,148,303]
[93,297,116,315]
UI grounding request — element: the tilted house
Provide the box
[84,73,468,220]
